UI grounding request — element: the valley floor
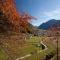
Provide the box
[0,34,59,60]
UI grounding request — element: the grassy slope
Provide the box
[22,36,56,60]
[0,47,9,60]
[0,35,56,60]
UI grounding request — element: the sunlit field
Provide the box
[0,35,57,60]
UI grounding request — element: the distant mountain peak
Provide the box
[38,19,60,30]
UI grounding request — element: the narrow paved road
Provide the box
[16,41,48,60]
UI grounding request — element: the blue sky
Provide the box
[16,0,60,26]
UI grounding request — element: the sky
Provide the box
[16,0,60,26]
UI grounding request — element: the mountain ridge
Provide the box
[38,19,60,30]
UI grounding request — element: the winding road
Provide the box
[16,41,48,60]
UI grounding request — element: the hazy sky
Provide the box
[16,0,60,26]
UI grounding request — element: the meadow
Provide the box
[0,35,56,60]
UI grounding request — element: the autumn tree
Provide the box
[0,0,35,33]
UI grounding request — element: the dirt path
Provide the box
[16,54,31,60]
[15,41,48,60]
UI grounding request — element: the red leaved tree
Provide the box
[0,0,35,33]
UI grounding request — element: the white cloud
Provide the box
[44,9,60,19]
[31,9,60,26]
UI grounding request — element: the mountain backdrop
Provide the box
[38,19,60,30]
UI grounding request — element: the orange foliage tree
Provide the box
[0,0,35,32]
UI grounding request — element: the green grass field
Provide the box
[0,36,56,60]
[0,47,9,60]
[21,36,56,60]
